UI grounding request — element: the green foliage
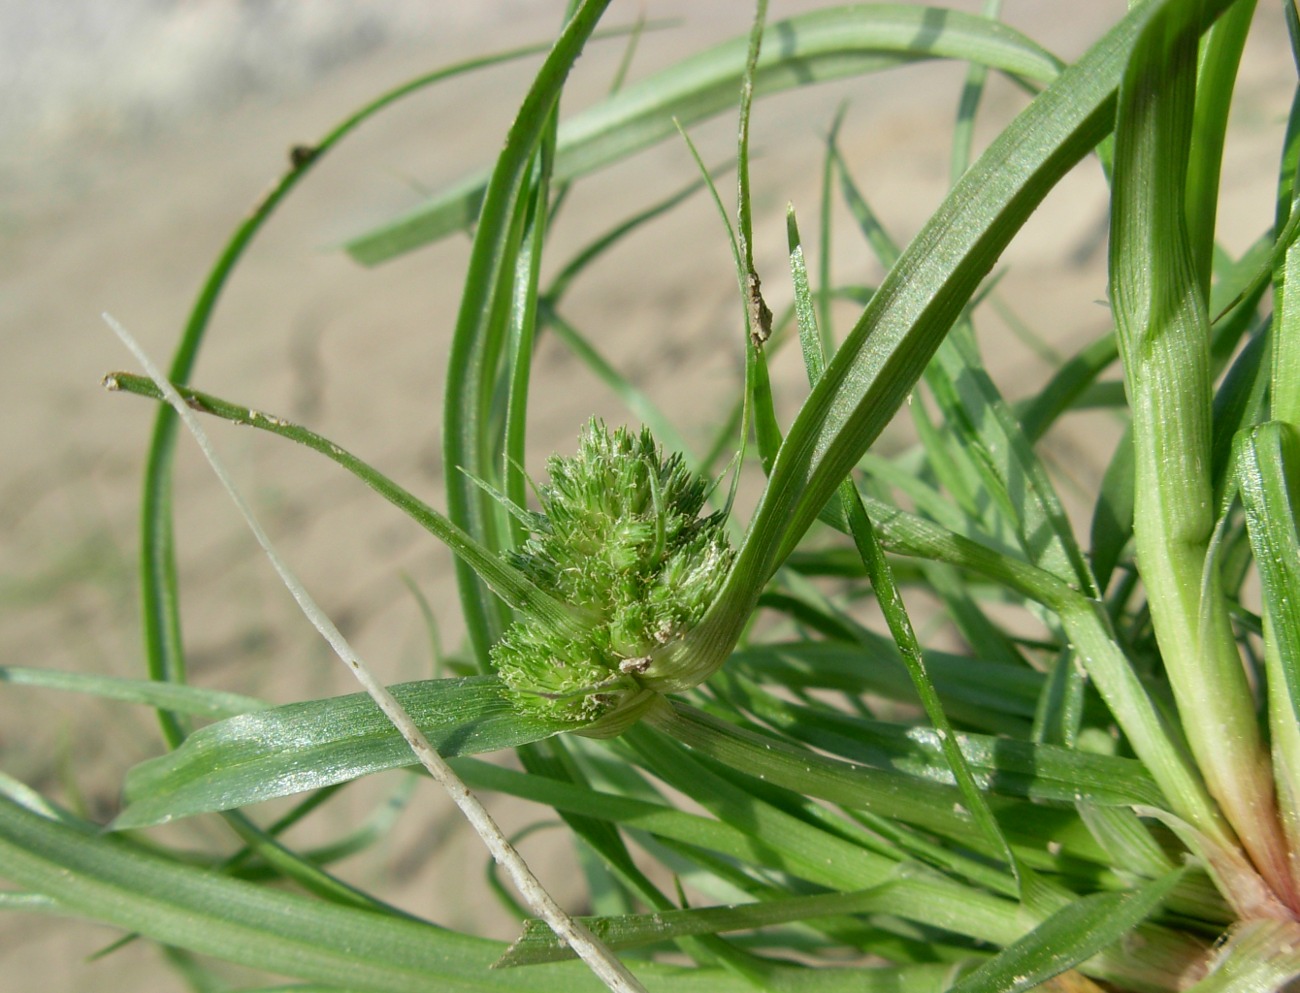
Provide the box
[8,2,1300,991]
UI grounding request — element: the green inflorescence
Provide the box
[492,422,732,736]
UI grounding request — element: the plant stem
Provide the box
[1109,1,1294,907]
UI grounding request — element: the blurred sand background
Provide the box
[0,1,1292,989]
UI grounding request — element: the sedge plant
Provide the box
[6,1,1300,991]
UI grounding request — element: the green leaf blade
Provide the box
[117,676,573,829]
[345,6,1061,264]
[947,869,1187,993]
[0,795,790,993]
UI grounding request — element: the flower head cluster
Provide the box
[492,422,732,736]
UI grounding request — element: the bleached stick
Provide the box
[103,313,647,993]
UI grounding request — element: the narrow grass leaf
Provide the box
[853,495,1222,836]
[926,329,1098,593]
[106,374,584,641]
[1089,422,1135,594]
[1276,199,1300,429]
[789,206,1020,881]
[498,886,947,966]
[669,0,1240,696]
[1076,805,1177,878]
[442,0,617,668]
[1277,88,1300,234]
[136,40,581,748]
[713,671,1164,808]
[216,808,407,917]
[648,702,1110,867]
[861,495,1078,608]
[950,0,1002,183]
[1235,422,1300,868]
[1211,328,1271,496]
[624,721,1031,947]
[945,869,1187,993]
[816,105,847,355]
[453,754,887,892]
[922,559,1032,672]
[503,130,558,548]
[345,7,1062,263]
[733,640,1042,727]
[0,666,268,719]
[1018,334,1119,444]
[0,796,801,993]
[115,676,573,828]
[833,144,1095,592]
[544,174,713,307]
[1184,0,1257,299]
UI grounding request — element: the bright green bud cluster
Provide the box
[492,422,732,736]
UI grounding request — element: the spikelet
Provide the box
[492,422,732,736]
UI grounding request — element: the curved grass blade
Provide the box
[0,795,814,993]
[1235,422,1300,872]
[853,495,1225,839]
[442,0,619,672]
[788,205,1020,882]
[1211,326,1270,495]
[497,886,946,967]
[945,869,1187,993]
[735,1,783,473]
[645,701,1110,867]
[1184,0,1257,299]
[136,40,586,748]
[501,119,558,552]
[950,0,1002,183]
[667,119,767,506]
[106,374,584,640]
[827,70,1096,594]
[0,665,268,719]
[115,675,573,829]
[217,807,408,918]
[345,6,1062,264]
[622,721,1031,947]
[453,753,892,892]
[925,328,1099,593]
[543,173,714,308]
[666,0,1241,700]
[622,718,1202,989]
[1276,171,1300,428]
[732,640,1043,728]
[713,670,1164,808]
[1089,421,1135,594]
[512,742,723,973]
[1018,334,1119,444]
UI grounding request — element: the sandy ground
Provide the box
[1,2,1293,989]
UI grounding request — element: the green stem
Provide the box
[1109,0,1292,906]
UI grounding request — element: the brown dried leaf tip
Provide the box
[746,268,773,348]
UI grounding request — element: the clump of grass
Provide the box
[5,2,1300,992]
